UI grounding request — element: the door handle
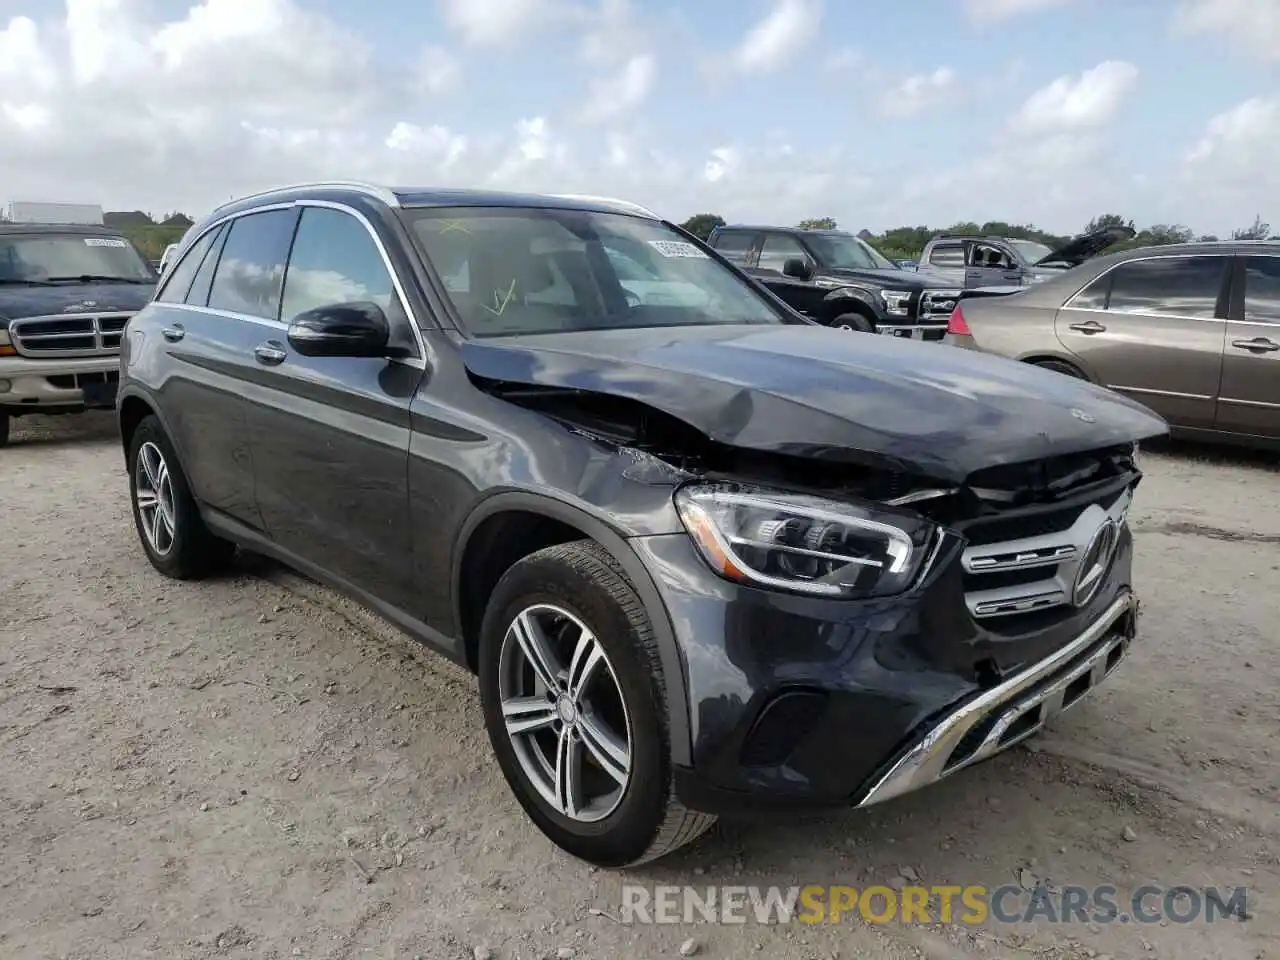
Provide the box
[253,341,288,365]
[1069,320,1107,334]
[160,324,185,342]
[1231,337,1280,353]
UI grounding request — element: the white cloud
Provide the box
[1010,60,1138,134]
[437,0,553,46]
[964,0,1074,25]
[579,54,656,124]
[880,67,958,119]
[1172,0,1280,61]
[416,45,462,95]
[730,0,821,74]
[1182,98,1280,229]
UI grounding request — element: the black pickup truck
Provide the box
[706,224,962,342]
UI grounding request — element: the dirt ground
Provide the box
[1,411,1277,960]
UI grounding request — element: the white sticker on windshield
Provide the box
[647,240,709,259]
[84,238,129,247]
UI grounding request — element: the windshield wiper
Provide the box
[0,278,57,286]
[43,275,152,284]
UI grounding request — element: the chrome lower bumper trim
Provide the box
[856,590,1136,808]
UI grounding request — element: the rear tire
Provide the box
[830,312,875,333]
[1032,359,1087,379]
[127,415,235,579]
[478,539,715,867]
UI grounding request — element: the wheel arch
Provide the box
[1018,353,1094,381]
[117,386,187,466]
[452,490,692,767]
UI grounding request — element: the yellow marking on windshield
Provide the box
[481,279,518,316]
[438,219,473,234]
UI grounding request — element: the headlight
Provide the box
[0,329,14,357]
[879,289,912,317]
[674,483,937,598]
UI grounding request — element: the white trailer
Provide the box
[6,201,105,225]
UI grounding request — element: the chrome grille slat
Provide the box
[9,313,132,357]
[962,489,1131,620]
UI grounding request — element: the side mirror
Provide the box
[782,256,813,280]
[286,301,391,358]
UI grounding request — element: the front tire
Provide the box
[830,311,875,333]
[127,415,235,579]
[478,540,715,867]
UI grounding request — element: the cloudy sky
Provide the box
[0,0,1275,237]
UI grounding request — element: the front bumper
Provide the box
[0,355,120,411]
[632,527,1138,816]
[878,322,948,342]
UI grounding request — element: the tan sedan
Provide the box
[944,241,1280,448]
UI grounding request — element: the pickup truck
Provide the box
[0,223,157,446]
[916,226,1134,289]
[706,224,962,342]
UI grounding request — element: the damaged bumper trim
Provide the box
[855,590,1136,808]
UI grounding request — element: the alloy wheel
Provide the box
[498,603,632,823]
[134,440,176,556]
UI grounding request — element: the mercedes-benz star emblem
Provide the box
[1072,519,1119,607]
[1070,408,1096,423]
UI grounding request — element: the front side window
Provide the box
[804,233,898,271]
[281,207,403,322]
[756,234,810,274]
[1008,239,1053,265]
[0,232,154,284]
[1105,256,1227,319]
[406,207,787,337]
[207,209,299,320]
[1243,256,1280,325]
[1065,269,1111,311]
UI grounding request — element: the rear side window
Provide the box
[710,230,753,264]
[1105,256,1227,319]
[928,242,964,268]
[1242,256,1280,324]
[207,209,299,320]
[156,228,219,304]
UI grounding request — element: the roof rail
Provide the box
[211,181,400,213]
[547,194,658,218]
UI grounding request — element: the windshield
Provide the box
[0,233,155,283]
[803,233,898,271]
[406,207,788,337]
[1007,239,1054,265]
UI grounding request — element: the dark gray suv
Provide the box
[118,182,1166,867]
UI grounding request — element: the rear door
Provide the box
[1054,254,1229,429]
[241,204,425,610]
[747,232,827,319]
[146,216,270,530]
[1217,254,1280,439]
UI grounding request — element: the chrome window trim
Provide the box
[1061,251,1231,318]
[160,198,430,371]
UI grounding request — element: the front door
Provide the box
[1054,253,1229,430]
[237,205,425,610]
[1218,254,1280,439]
[963,241,1025,289]
[747,232,826,319]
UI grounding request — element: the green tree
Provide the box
[1231,215,1270,240]
[680,213,724,241]
[797,217,837,230]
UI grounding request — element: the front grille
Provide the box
[9,313,132,357]
[45,370,120,389]
[959,487,1131,623]
[920,289,962,320]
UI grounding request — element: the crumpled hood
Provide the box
[0,282,154,329]
[461,325,1169,483]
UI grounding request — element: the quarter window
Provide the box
[1243,256,1280,325]
[757,234,810,274]
[1105,256,1227,319]
[207,209,299,320]
[156,228,219,304]
[281,207,404,322]
[186,224,228,307]
[928,243,965,268]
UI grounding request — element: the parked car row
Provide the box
[114,181,1165,868]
